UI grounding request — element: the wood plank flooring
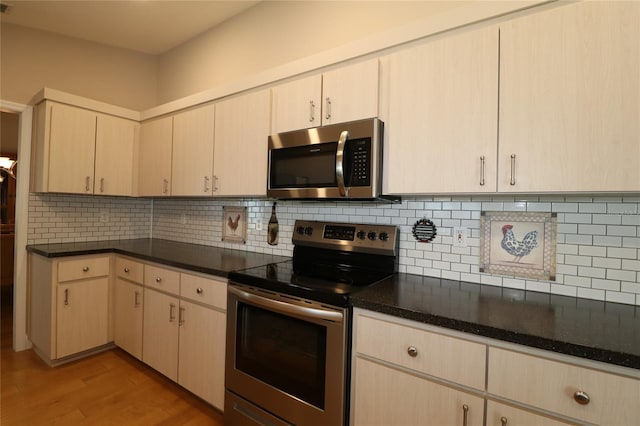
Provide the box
[1,288,225,425]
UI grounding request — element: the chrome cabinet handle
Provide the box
[204,176,210,192]
[85,176,91,192]
[155,277,162,283]
[82,266,89,272]
[574,390,590,405]
[462,404,469,426]
[335,130,349,197]
[509,154,516,186]
[500,416,508,426]
[169,303,176,322]
[325,97,332,120]
[134,290,141,307]
[64,288,69,306]
[179,306,185,325]
[309,100,315,122]
[480,155,485,186]
[196,287,203,295]
[212,175,219,192]
[162,178,169,194]
[100,177,105,193]
[124,267,130,273]
[407,346,418,357]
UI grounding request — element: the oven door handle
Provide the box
[335,130,349,197]
[229,286,343,323]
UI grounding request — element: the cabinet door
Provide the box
[352,357,484,426]
[178,300,226,409]
[383,25,499,194]
[138,116,173,196]
[171,104,215,196]
[114,278,143,360]
[213,89,271,196]
[271,74,322,133]
[499,1,640,192]
[47,102,97,194]
[322,58,379,126]
[56,278,109,358]
[95,114,138,196]
[142,289,179,381]
[486,401,572,426]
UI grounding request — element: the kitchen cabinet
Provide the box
[381,25,499,195]
[486,401,572,426]
[113,256,144,360]
[137,116,173,196]
[351,310,485,425]
[31,100,138,196]
[488,347,640,426]
[29,253,110,363]
[213,89,271,196]
[498,1,640,192]
[171,103,215,196]
[140,263,226,410]
[271,58,379,133]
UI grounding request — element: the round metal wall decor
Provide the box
[412,218,437,243]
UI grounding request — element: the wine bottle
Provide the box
[267,202,278,245]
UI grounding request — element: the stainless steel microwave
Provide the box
[267,118,397,201]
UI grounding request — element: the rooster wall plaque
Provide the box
[222,206,247,244]
[479,211,557,280]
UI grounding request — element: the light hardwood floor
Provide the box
[1,287,224,425]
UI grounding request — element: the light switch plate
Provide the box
[453,226,467,247]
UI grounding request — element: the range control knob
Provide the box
[297,226,306,235]
[367,231,377,241]
[379,232,389,242]
[357,230,367,240]
[304,226,314,235]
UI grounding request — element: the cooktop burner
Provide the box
[229,220,399,307]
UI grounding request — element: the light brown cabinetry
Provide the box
[498,1,640,192]
[213,89,271,196]
[486,401,572,426]
[113,256,144,360]
[31,101,138,196]
[382,25,499,195]
[137,116,173,196]
[271,58,379,134]
[29,253,110,364]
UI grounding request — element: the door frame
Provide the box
[1,99,33,351]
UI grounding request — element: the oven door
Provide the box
[225,284,348,426]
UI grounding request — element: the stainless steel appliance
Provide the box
[225,220,399,426]
[267,118,398,202]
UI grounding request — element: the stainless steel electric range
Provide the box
[225,220,399,426]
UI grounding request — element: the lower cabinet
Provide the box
[486,401,572,426]
[142,287,180,380]
[113,257,144,360]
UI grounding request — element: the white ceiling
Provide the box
[0,0,260,55]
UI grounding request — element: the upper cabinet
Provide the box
[271,58,379,134]
[498,1,640,192]
[31,100,138,196]
[382,25,499,195]
[137,116,173,196]
[171,104,216,196]
[213,89,271,197]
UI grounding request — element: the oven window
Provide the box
[236,301,327,409]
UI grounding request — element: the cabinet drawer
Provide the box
[144,264,180,295]
[486,400,572,426]
[180,273,226,310]
[115,256,144,283]
[57,256,109,282]
[488,347,640,425]
[355,314,486,390]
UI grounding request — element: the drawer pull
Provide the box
[462,404,469,426]
[64,288,69,306]
[574,390,590,405]
[155,277,162,283]
[196,287,203,295]
[500,417,508,426]
[169,303,176,322]
[124,267,130,273]
[407,346,418,357]
[134,291,141,308]
[179,306,185,325]
[82,266,89,272]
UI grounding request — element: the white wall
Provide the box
[156,1,471,103]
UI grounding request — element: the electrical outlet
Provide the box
[256,220,263,231]
[453,226,467,247]
[100,210,109,223]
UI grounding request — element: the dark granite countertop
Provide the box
[352,273,640,371]
[26,238,290,278]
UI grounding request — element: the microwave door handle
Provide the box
[335,130,350,197]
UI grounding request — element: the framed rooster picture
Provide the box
[222,206,247,244]
[479,211,557,281]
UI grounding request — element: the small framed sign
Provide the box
[222,206,247,244]
[412,218,437,243]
